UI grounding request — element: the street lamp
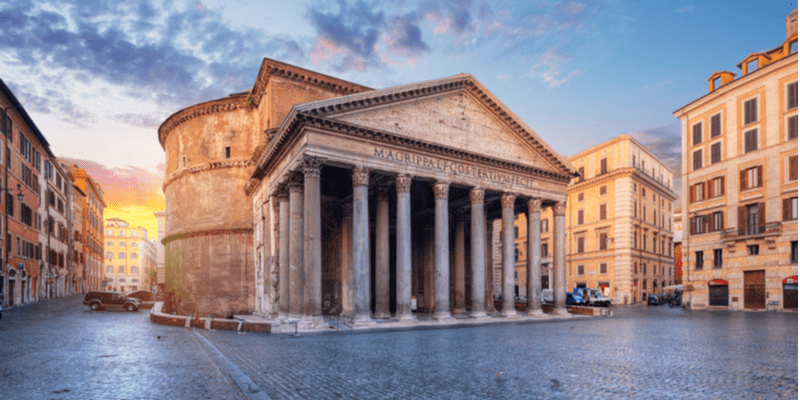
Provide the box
[2,104,25,307]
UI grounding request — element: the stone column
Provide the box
[500,193,517,317]
[395,174,414,321]
[485,210,495,312]
[287,172,304,319]
[553,201,568,315]
[341,203,353,317]
[276,185,290,318]
[423,224,435,313]
[526,198,544,316]
[374,187,391,319]
[453,214,466,314]
[351,167,372,324]
[469,188,487,318]
[303,156,323,319]
[433,181,451,320]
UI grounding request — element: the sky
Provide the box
[0,0,797,236]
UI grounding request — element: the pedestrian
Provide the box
[582,289,589,305]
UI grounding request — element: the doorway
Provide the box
[743,270,765,309]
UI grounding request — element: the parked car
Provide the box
[573,288,613,307]
[541,289,553,305]
[83,291,142,312]
[647,294,662,306]
[565,292,586,306]
[126,290,154,302]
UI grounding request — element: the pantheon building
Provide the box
[159,59,578,325]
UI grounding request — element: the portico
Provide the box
[247,74,576,325]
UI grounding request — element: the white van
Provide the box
[541,289,553,304]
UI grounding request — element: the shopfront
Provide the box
[783,276,797,309]
[708,279,729,306]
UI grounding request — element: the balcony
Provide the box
[723,222,781,241]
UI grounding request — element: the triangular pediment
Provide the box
[292,75,576,178]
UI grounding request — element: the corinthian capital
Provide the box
[286,171,304,193]
[433,181,449,199]
[554,201,566,216]
[351,166,370,187]
[469,187,484,204]
[395,174,412,193]
[528,198,542,213]
[501,193,516,209]
[302,156,324,179]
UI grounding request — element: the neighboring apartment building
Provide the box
[673,207,683,285]
[68,164,105,292]
[68,176,86,293]
[496,135,677,304]
[42,159,71,298]
[674,10,798,310]
[0,79,47,307]
[104,218,155,293]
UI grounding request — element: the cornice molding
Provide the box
[252,113,573,185]
[163,159,254,191]
[162,228,253,245]
[250,59,371,107]
[158,96,247,148]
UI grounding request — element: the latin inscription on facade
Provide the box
[373,147,538,189]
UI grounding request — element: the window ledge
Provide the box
[739,192,763,202]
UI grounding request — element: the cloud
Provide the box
[61,157,164,210]
[534,49,581,87]
[675,6,695,13]
[627,123,683,205]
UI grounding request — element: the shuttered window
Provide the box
[789,115,798,140]
[790,156,798,181]
[599,233,608,250]
[578,167,584,182]
[711,142,722,164]
[740,166,762,190]
[599,204,607,220]
[710,114,721,138]
[577,209,584,225]
[709,176,724,198]
[744,98,758,125]
[744,129,758,153]
[789,82,798,110]
[692,123,702,145]
[691,182,705,203]
[600,158,608,174]
[784,197,798,221]
[693,149,702,170]
[577,237,585,253]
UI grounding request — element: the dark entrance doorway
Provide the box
[744,270,765,309]
[783,276,797,309]
[708,279,729,306]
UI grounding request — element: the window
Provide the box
[784,197,798,221]
[577,192,584,202]
[789,82,798,110]
[131,243,137,248]
[707,178,723,200]
[792,241,798,263]
[712,76,721,90]
[744,129,758,153]
[692,123,702,145]
[710,142,721,164]
[118,266,125,274]
[642,264,647,274]
[577,237,585,254]
[119,231,125,237]
[578,167,584,181]
[747,245,759,255]
[599,186,607,196]
[130,252,138,259]
[106,266,113,274]
[118,252,126,259]
[599,204,607,220]
[744,98,758,125]
[634,232,638,249]
[693,149,702,170]
[710,114,721,138]
[634,201,638,218]
[577,265,584,276]
[691,182,705,203]
[713,249,723,269]
[599,233,608,250]
[746,204,760,236]
[514,226,519,238]
[106,241,113,246]
[119,241,125,247]
[691,215,706,235]
[792,40,799,54]
[741,166,762,190]
[695,251,703,270]
[131,232,137,238]
[542,243,549,257]
[789,116,798,140]
[600,158,608,174]
[712,211,724,232]
[541,219,548,233]
[599,263,608,274]
[106,229,112,236]
[105,252,113,259]
[643,205,647,221]
[577,209,584,225]
[225,146,231,159]
[746,59,758,74]
[131,267,138,274]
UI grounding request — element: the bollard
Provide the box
[205,315,213,330]
[185,314,192,329]
[237,318,245,335]
[289,321,299,336]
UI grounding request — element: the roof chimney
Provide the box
[788,8,798,39]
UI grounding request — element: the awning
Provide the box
[708,279,729,286]
[783,276,798,284]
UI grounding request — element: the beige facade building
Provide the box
[160,58,579,323]
[104,218,155,293]
[68,164,105,292]
[674,10,798,310]
[498,135,676,305]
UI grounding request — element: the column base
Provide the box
[552,307,570,317]
[452,307,467,314]
[351,314,374,328]
[525,309,546,317]
[469,310,489,319]
[432,311,453,321]
[394,313,418,324]
[373,311,392,319]
[288,313,304,321]
[298,316,326,330]
[500,309,520,318]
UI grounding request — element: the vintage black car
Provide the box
[83,291,142,312]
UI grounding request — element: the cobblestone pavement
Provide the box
[0,295,245,400]
[1,297,796,399]
[201,306,798,399]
